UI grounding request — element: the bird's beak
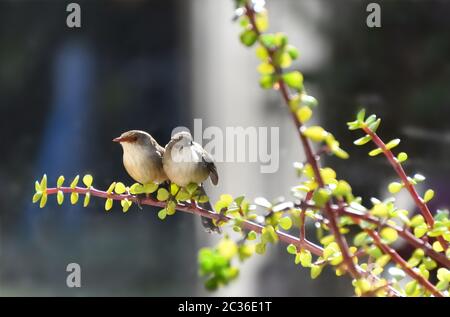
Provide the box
[113,136,125,143]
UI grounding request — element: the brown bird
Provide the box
[113,130,168,185]
[163,131,220,233]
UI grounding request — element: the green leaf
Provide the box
[83,192,90,207]
[259,74,275,89]
[158,208,167,220]
[70,175,80,189]
[70,192,79,205]
[105,198,113,211]
[279,217,292,230]
[356,109,366,122]
[286,45,299,60]
[278,52,292,68]
[176,189,192,201]
[380,227,398,244]
[220,194,234,206]
[247,231,257,240]
[296,106,312,123]
[239,29,258,47]
[286,244,297,255]
[368,118,381,132]
[300,94,318,108]
[282,71,303,90]
[129,183,144,195]
[32,192,42,203]
[260,33,276,48]
[385,139,400,150]
[310,264,323,279]
[40,174,47,191]
[388,182,403,194]
[368,148,383,157]
[354,232,370,246]
[274,32,288,47]
[423,189,434,203]
[234,196,245,207]
[57,190,64,205]
[312,188,331,207]
[347,120,360,131]
[186,183,198,195]
[82,174,93,187]
[255,45,268,61]
[114,182,127,194]
[428,226,447,238]
[255,11,269,31]
[106,182,116,194]
[353,135,371,146]
[432,241,444,252]
[39,193,48,208]
[302,126,328,142]
[414,224,427,238]
[364,114,376,126]
[257,62,274,75]
[255,242,266,255]
[299,249,312,267]
[410,215,424,227]
[437,268,450,282]
[57,175,65,188]
[397,152,408,163]
[143,183,158,194]
[166,200,176,215]
[436,280,449,291]
[121,199,131,213]
[157,188,170,201]
[405,280,418,296]
[261,225,278,243]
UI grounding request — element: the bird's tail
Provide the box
[198,187,221,234]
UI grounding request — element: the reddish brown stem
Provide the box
[45,185,401,296]
[361,126,448,250]
[245,3,360,280]
[46,186,323,256]
[337,207,450,268]
[299,191,314,241]
[296,200,450,268]
[366,230,443,297]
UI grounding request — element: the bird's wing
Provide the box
[149,135,165,158]
[196,143,219,186]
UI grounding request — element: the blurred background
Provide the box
[1,0,449,296]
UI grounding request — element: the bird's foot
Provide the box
[135,194,146,210]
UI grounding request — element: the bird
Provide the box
[113,130,168,185]
[163,131,220,233]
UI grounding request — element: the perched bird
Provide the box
[113,130,167,185]
[163,131,220,233]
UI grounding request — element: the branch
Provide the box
[366,230,444,297]
[45,185,401,296]
[46,186,324,256]
[361,125,448,250]
[296,200,450,268]
[244,3,361,280]
[336,206,450,268]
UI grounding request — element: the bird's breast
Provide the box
[122,145,166,184]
